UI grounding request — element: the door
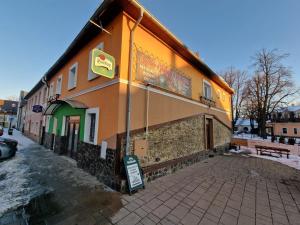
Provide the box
[205,118,213,150]
[66,116,80,159]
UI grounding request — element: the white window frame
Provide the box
[203,80,212,99]
[68,62,78,90]
[88,42,104,81]
[84,107,99,145]
[56,74,63,95]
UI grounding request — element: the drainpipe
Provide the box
[145,84,150,137]
[125,7,144,156]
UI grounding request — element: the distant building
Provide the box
[268,106,300,137]
[16,90,28,131]
[24,83,48,143]
[0,100,18,128]
[234,118,258,133]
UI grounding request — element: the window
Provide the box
[88,42,104,81]
[203,80,212,99]
[217,90,221,99]
[49,82,54,97]
[282,128,287,134]
[56,75,63,94]
[89,113,96,142]
[84,108,99,144]
[294,128,298,135]
[38,92,41,104]
[43,87,47,103]
[68,63,78,90]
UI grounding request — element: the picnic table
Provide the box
[255,145,290,158]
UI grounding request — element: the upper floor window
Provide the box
[294,128,298,135]
[56,75,63,95]
[88,42,104,81]
[216,90,221,99]
[43,87,47,103]
[38,92,41,104]
[203,80,212,99]
[282,128,287,134]
[68,63,78,90]
[49,82,54,97]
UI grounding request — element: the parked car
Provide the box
[0,137,18,160]
[0,126,3,136]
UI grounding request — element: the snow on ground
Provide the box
[230,146,300,171]
[0,129,112,216]
[1,128,35,149]
[0,129,41,216]
[234,133,300,143]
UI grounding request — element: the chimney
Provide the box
[194,51,200,59]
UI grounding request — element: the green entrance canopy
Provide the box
[44,100,87,115]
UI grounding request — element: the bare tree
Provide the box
[221,67,248,131]
[5,95,18,101]
[244,49,299,138]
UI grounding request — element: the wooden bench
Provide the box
[255,145,290,158]
[231,138,248,150]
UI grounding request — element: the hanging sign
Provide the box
[123,155,144,193]
[32,105,43,113]
[91,49,115,79]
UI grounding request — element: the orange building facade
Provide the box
[24,0,234,190]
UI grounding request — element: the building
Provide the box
[234,118,258,133]
[16,90,28,131]
[0,99,18,128]
[24,0,234,190]
[24,83,48,143]
[268,106,300,137]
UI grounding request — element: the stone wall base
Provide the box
[141,143,229,183]
[76,141,120,190]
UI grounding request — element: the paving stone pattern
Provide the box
[111,155,300,225]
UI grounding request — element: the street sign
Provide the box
[123,155,144,193]
[32,105,43,113]
[91,49,115,79]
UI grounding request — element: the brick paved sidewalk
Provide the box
[111,155,300,225]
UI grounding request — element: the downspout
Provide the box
[125,7,144,156]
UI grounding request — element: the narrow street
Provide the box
[0,130,122,225]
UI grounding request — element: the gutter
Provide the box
[125,5,144,156]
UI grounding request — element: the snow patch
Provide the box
[1,128,34,149]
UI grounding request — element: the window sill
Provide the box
[67,86,76,91]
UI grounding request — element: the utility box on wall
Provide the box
[133,139,148,159]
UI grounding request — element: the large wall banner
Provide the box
[136,49,192,97]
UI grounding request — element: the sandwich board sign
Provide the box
[91,49,115,79]
[123,155,144,193]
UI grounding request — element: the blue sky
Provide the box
[0,0,299,99]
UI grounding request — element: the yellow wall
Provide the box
[44,11,232,148]
[46,14,124,147]
[120,13,232,111]
[117,13,232,133]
